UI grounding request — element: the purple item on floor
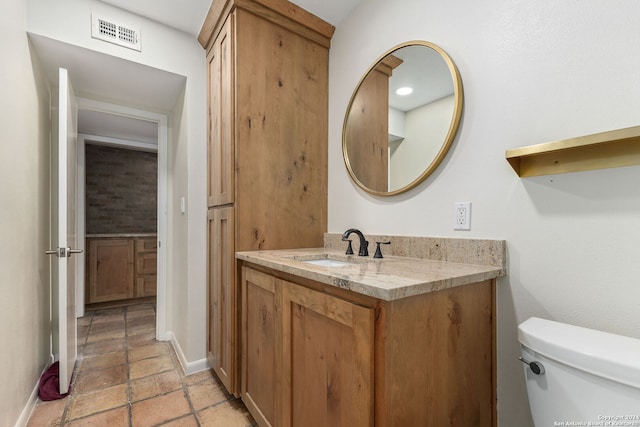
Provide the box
[38,362,70,401]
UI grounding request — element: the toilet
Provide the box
[518,317,640,426]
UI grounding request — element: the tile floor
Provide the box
[27,303,256,427]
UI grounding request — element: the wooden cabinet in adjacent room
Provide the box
[87,238,135,303]
[86,235,157,305]
[135,237,158,298]
[199,0,334,395]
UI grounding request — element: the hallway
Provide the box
[27,303,255,426]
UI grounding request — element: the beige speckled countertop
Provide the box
[236,244,506,301]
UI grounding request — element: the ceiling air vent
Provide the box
[91,14,141,51]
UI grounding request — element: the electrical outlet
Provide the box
[454,202,471,230]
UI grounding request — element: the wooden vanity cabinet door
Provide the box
[241,267,280,427]
[207,15,234,208]
[87,238,134,303]
[207,206,236,392]
[281,282,374,427]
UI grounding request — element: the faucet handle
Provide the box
[373,241,391,259]
[360,240,369,257]
[341,238,354,255]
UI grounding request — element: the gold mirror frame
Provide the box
[342,40,464,196]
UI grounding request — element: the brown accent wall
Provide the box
[85,145,157,234]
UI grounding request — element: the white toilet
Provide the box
[518,317,640,426]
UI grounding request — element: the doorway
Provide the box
[76,98,169,341]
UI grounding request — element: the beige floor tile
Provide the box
[64,406,129,427]
[159,414,199,427]
[127,315,155,327]
[127,331,157,347]
[81,338,126,356]
[130,369,182,402]
[127,323,156,337]
[26,398,67,427]
[184,369,216,386]
[73,363,127,394]
[129,355,175,380]
[127,303,155,312]
[91,313,125,324]
[77,316,92,327]
[188,379,229,411]
[65,383,128,421]
[129,341,170,362]
[94,307,125,316]
[131,390,191,427]
[79,351,127,372]
[127,308,155,319]
[197,400,255,427]
[90,320,126,335]
[87,327,126,343]
[78,325,89,342]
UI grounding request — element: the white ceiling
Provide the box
[388,45,455,112]
[98,0,363,35]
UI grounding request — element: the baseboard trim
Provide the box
[15,354,54,427]
[168,332,209,375]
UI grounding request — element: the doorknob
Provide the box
[45,247,83,257]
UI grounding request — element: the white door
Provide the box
[47,68,80,395]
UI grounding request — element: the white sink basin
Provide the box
[301,259,354,268]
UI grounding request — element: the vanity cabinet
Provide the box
[86,236,157,304]
[199,0,334,395]
[241,267,374,427]
[240,264,495,427]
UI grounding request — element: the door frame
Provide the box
[75,97,169,341]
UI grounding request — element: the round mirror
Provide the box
[342,41,463,196]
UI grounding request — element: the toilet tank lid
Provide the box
[518,317,640,390]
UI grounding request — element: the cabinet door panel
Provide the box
[88,239,134,303]
[135,252,157,276]
[282,283,374,427]
[208,15,234,207]
[207,206,235,392]
[241,267,279,426]
[135,238,157,252]
[136,275,157,298]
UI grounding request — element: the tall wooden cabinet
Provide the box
[199,0,334,395]
[345,55,402,193]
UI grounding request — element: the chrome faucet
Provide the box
[341,228,369,256]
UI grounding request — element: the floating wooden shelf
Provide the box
[506,125,640,177]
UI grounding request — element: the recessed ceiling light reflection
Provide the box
[396,87,413,96]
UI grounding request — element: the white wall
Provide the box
[0,1,52,425]
[329,1,640,425]
[390,94,454,189]
[26,0,208,366]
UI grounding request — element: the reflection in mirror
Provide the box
[343,41,463,196]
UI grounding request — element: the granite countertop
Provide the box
[236,247,506,301]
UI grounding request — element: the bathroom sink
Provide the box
[301,258,354,268]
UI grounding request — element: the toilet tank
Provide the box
[518,317,640,426]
